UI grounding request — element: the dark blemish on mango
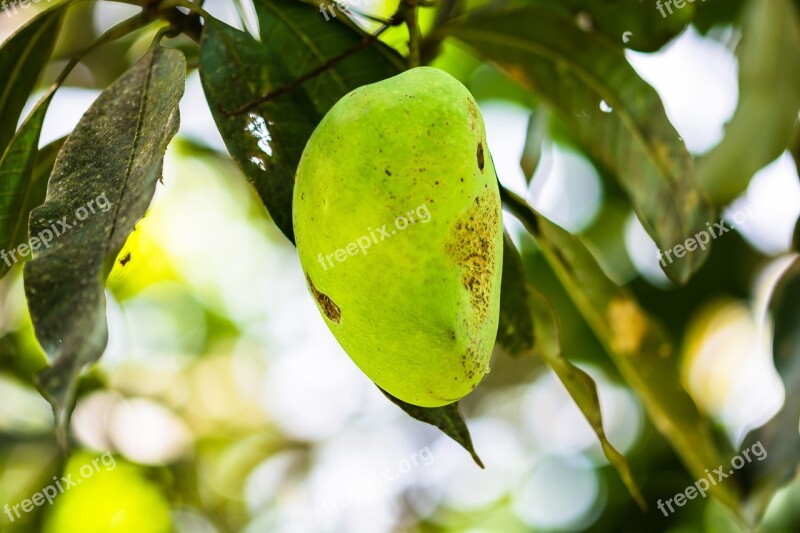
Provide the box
[477,142,485,172]
[385,169,392,176]
[445,189,500,329]
[306,273,341,324]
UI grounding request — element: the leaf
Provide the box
[739,257,800,523]
[495,232,534,357]
[380,388,484,468]
[23,45,186,445]
[527,286,645,509]
[519,108,547,183]
[697,0,800,206]
[500,187,743,516]
[0,5,64,157]
[199,0,403,242]
[448,8,716,285]
[0,90,57,280]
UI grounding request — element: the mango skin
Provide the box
[293,67,503,407]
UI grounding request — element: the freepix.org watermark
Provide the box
[657,203,763,267]
[323,446,434,516]
[656,441,767,517]
[3,452,117,523]
[0,193,112,269]
[316,202,431,271]
[1,0,55,18]
[656,0,708,19]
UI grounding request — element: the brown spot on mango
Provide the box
[306,274,341,324]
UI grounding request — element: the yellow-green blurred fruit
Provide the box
[293,67,503,407]
[44,453,170,533]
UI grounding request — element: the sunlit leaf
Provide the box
[24,45,185,445]
[380,388,484,468]
[697,0,800,206]
[527,286,645,508]
[449,8,715,284]
[0,91,57,281]
[501,187,742,516]
[0,5,64,157]
[739,258,800,523]
[199,0,403,242]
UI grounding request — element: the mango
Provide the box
[293,67,503,407]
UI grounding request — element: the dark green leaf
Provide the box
[0,5,64,157]
[697,0,800,205]
[449,8,716,284]
[24,45,185,445]
[0,90,57,280]
[501,187,742,516]
[380,388,484,468]
[199,0,403,242]
[740,258,800,523]
[520,108,547,182]
[527,286,644,508]
[495,232,534,357]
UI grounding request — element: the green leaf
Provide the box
[739,258,800,523]
[697,0,800,206]
[23,45,186,446]
[501,187,743,517]
[526,286,645,509]
[495,232,534,357]
[0,5,65,157]
[199,0,403,242]
[448,8,715,285]
[0,90,57,280]
[380,388,484,468]
[519,108,547,183]
[526,0,693,52]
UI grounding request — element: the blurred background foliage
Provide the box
[0,0,799,532]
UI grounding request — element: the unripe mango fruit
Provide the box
[293,67,503,407]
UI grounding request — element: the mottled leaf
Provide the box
[0,5,64,157]
[527,286,645,508]
[697,0,800,205]
[740,258,800,523]
[501,187,742,516]
[24,45,185,444]
[449,9,715,284]
[199,0,403,242]
[496,232,534,357]
[380,388,483,468]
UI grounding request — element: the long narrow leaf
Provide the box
[449,9,715,284]
[24,45,186,445]
[501,187,742,516]
[0,5,64,156]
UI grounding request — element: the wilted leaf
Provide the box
[449,8,715,284]
[501,187,742,515]
[199,0,403,242]
[0,5,64,157]
[697,0,800,206]
[24,45,185,444]
[496,232,534,357]
[527,286,645,508]
[740,258,800,523]
[380,388,484,468]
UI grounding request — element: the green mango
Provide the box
[293,67,503,407]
